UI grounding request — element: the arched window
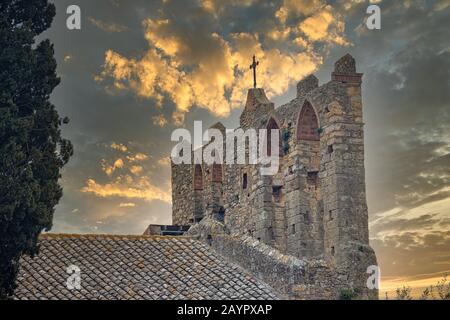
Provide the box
[297,101,319,141]
[194,164,203,190]
[266,118,281,156]
[212,164,222,183]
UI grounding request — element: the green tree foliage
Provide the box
[339,288,359,300]
[0,0,73,299]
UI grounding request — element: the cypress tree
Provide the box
[0,0,73,299]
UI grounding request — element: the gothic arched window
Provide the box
[266,118,281,156]
[212,164,223,183]
[297,101,319,141]
[194,164,203,190]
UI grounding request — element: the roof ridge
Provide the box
[39,233,194,241]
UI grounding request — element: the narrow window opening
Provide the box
[268,226,274,240]
[304,211,310,223]
[328,145,334,154]
[307,171,319,186]
[217,208,225,223]
[331,246,335,256]
[272,186,282,203]
[291,224,296,234]
[207,235,212,246]
[243,173,248,189]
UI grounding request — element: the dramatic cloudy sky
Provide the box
[42,0,449,293]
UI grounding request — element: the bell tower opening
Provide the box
[297,101,319,142]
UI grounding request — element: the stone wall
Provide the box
[209,234,342,299]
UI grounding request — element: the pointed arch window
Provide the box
[266,118,281,156]
[297,101,319,141]
[194,164,203,190]
[212,163,223,183]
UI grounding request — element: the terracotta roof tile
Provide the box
[14,234,279,300]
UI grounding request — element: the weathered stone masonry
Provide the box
[171,54,378,299]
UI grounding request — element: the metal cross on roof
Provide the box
[249,55,259,89]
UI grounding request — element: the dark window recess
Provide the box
[328,145,334,154]
[288,165,294,174]
[243,173,248,189]
[188,219,194,224]
[291,224,296,234]
[216,208,225,223]
[329,210,333,221]
[268,226,274,240]
[304,211,310,224]
[207,235,212,246]
[331,246,335,256]
[307,171,319,185]
[272,186,282,203]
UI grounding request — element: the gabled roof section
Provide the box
[14,233,280,300]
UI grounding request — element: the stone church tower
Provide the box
[170,54,378,299]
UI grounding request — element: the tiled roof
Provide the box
[14,234,280,300]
